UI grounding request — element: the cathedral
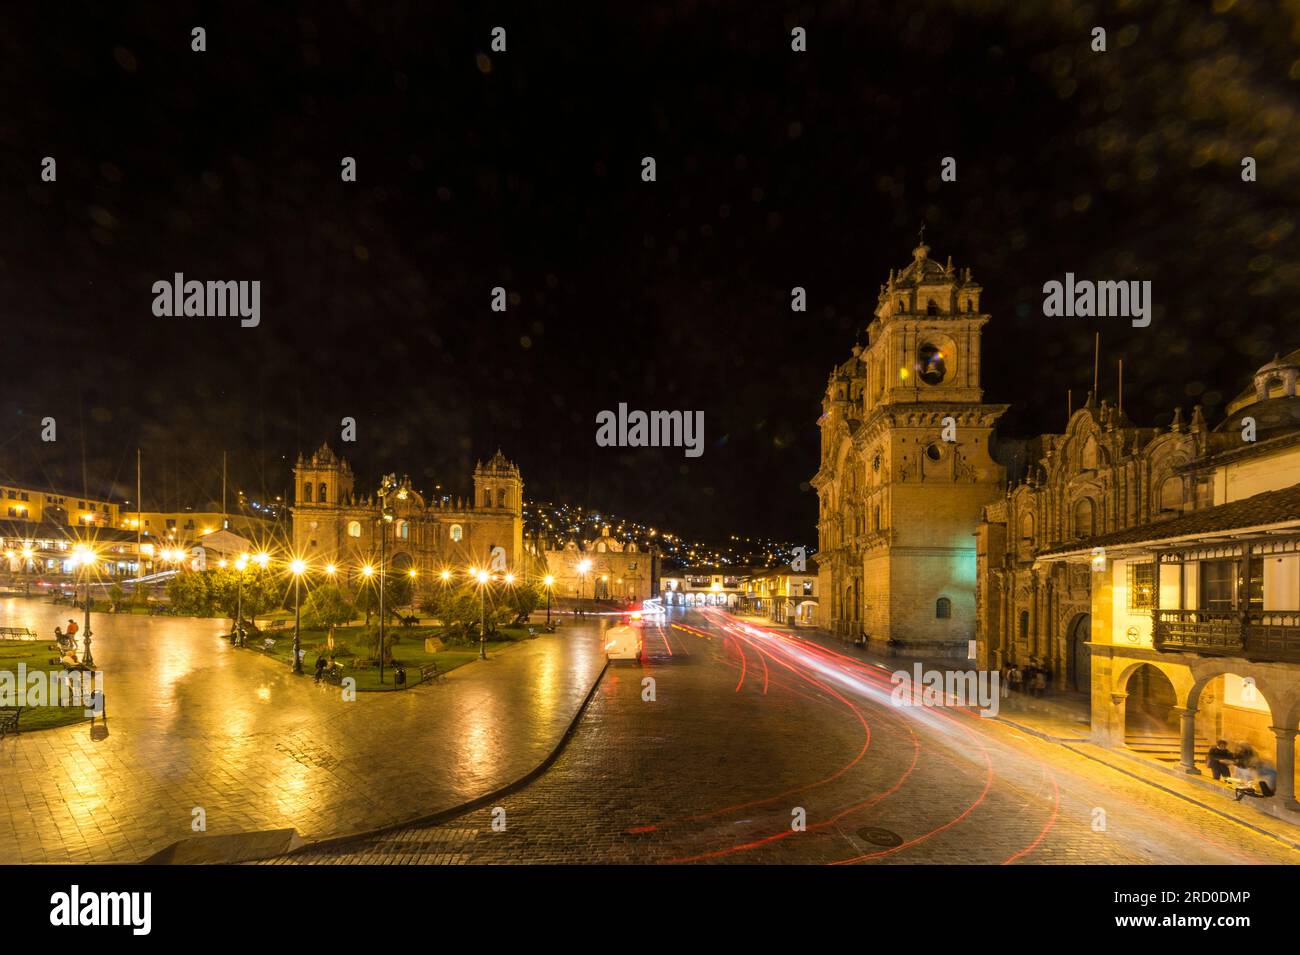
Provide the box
[290,445,526,579]
[812,239,1008,656]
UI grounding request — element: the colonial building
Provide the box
[812,239,1007,655]
[544,525,653,602]
[291,445,526,581]
[1043,352,1300,809]
[658,568,744,608]
[741,561,819,627]
[975,395,1203,692]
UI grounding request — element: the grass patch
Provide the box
[0,641,91,732]
[240,621,535,691]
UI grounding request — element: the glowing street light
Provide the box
[578,558,592,609]
[474,568,491,659]
[543,574,555,626]
[440,569,451,582]
[361,564,375,577]
[290,558,307,673]
[233,553,250,646]
[72,544,97,667]
[254,552,270,568]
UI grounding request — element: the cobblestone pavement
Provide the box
[0,598,605,863]
[276,608,1300,864]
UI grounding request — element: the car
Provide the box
[603,623,641,661]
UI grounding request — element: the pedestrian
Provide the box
[314,653,327,684]
[1008,663,1022,694]
[66,618,78,638]
[1206,739,1233,781]
[1032,668,1046,697]
[999,664,1010,700]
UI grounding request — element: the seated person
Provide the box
[1206,739,1234,781]
[1234,759,1277,801]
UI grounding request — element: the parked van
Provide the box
[604,623,641,661]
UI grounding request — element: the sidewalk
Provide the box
[0,603,607,864]
[738,614,1300,851]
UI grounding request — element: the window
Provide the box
[166,519,176,529]
[303,483,313,503]
[1019,610,1030,641]
[318,482,327,504]
[347,521,362,538]
[1159,476,1183,513]
[926,299,939,315]
[1128,562,1156,610]
[1200,560,1235,612]
[450,524,463,542]
[396,520,409,540]
[936,597,952,619]
[1073,498,1095,538]
[497,488,506,508]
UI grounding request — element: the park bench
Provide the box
[0,626,37,641]
[417,662,440,685]
[261,637,276,649]
[0,706,22,738]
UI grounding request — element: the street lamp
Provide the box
[73,545,96,668]
[234,554,249,646]
[20,545,33,597]
[375,473,400,684]
[578,559,592,613]
[290,558,306,673]
[543,574,555,626]
[475,568,490,659]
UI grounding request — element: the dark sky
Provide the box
[1,1,1297,542]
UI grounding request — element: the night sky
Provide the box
[1,2,1297,543]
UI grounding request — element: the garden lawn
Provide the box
[241,622,532,691]
[0,640,91,732]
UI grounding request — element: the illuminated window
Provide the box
[1128,562,1156,611]
[396,520,409,540]
[916,343,947,385]
[347,521,361,538]
[450,524,463,542]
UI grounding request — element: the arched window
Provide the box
[1019,610,1030,641]
[450,524,463,542]
[396,520,409,540]
[483,490,492,507]
[318,482,327,503]
[926,299,939,315]
[346,521,361,538]
[1073,498,1095,538]
[1018,512,1034,542]
[935,597,952,619]
[497,488,506,508]
[1159,476,1184,513]
[303,483,313,503]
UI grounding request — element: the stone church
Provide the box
[812,239,1008,656]
[291,445,526,579]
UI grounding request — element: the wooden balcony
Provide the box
[1153,609,1244,656]
[1155,609,1300,662]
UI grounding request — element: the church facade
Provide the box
[290,445,526,580]
[812,240,1007,656]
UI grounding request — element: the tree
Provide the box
[353,578,379,625]
[167,570,213,616]
[508,581,543,622]
[209,567,283,629]
[302,583,353,631]
[107,584,124,613]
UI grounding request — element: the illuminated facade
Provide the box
[812,240,1007,655]
[291,445,526,580]
[544,526,651,602]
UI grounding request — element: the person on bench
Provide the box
[1234,757,1277,801]
[1207,739,1234,781]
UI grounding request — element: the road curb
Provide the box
[241,654,611,864]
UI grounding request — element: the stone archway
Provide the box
[1123,663,1180,756]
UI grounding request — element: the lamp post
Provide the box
[21,545,33,597]
[475,568,490,659]
[577,559,591,615]
[74,546,95,668]
[375,473,401,685]
[544,574,554,626]
[234,554,248,646]
[290,558,306,673]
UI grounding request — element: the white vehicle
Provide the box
[603,623,641,661]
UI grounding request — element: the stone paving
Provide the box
[275,609,1300,864]
[0,597,606,863]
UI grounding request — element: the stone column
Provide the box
[1174,707,1200,775]
[1270,727,1300,810]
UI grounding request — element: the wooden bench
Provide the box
[0,627,37,641]
[0,706,22,738]
[417,662,440,685]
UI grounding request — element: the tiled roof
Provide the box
[1041,483,1300,556]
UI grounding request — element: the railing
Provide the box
[1156,608,1300,663]
[1153,609,1245,655]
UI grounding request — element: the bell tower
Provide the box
[813,238,1008,657]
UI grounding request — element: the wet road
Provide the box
[278,607,1300,864]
